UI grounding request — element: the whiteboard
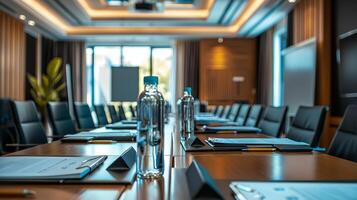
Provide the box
[282,38,317,115]
[111,66,139,102]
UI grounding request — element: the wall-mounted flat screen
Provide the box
[282,38,317,115]
[339,32,357,98]
[111,66,139,102]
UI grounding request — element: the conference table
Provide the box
[1,118,357,200]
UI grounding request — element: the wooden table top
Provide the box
[1,118,357,200]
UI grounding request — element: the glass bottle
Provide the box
[137,76,164,179]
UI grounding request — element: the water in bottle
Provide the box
[181,87,195,140]
[137,76,165,179]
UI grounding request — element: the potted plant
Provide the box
[27,57,66,123]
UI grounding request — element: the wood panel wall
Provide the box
[199,39,257,105]
[291,0,335,147]
[0,11,26,100]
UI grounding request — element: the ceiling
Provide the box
[0,0,297,42]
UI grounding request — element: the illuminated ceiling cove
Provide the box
[0,0,297,39]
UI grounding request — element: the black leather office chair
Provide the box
[227,104,240,122]
[245,105,264,127]
[118,105,127,121]
[0,99,19,154]
[47,102,77,137]
[216,105,224,117]
[129,105,137,118]
[221,105,232,119]
[328,105,357,162]
[258,106,288,137]
[12,101,48,145]
[235,104,251,126]
[107,105,120,123]
[211,105,219,115]
[286,106,327,147]
[94,105,108,126]
[75,103,95,129]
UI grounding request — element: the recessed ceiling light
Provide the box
[19,15,26,20]
[218,37,224,43]
[288,0,296,3]
[28,20,35,26]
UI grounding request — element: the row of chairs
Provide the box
[0,99,135,154]
[208,103,357,162]
[208,104,289,138]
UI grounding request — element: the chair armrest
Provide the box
[47,135,64,139]
[76,128,93,132]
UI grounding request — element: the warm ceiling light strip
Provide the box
[17,0,267,36]
[67,26,233,35]
[19,0,71,32]
[230,0,267,32]
[77,0,213,20]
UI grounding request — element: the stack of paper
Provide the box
[0,156,107,180]
[230,181,357,200]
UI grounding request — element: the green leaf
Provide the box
[54,83,66,93]
[47,57,62,79]
[52,71,64,85]
[27,74,39,91]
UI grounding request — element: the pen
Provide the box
[88,140,116,144]
[0,189,36,197]
[242,147,277,152]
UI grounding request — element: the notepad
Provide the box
[194,116,229,122]
[0,156,107,180]
[65,131,136,141]
[106,123,137,130]
[203,126,262,133]
[230,181,357,200]
[120,120,137,124]
[207,138,308,146]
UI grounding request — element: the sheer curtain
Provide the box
[175,40,200,101]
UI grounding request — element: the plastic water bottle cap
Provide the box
[144,76,158,85]
[184,87,192,95]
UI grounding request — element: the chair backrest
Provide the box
[227,104,241,122]
[107,105,120,123]
[211,105,218,115]
[47,102,76,136]
[221,105,231,119]
[328,105,357,162]
[12,101,47,144]
[235,104,251,126]
[286,106,327,147]
[94,105,108,126]
[245,105,264,127]
[118,105,127,121]
[0,99,19,153]
[75,103,95,129]
[258,106,288,137]
[129,105,137,118]
[216,105,224,117]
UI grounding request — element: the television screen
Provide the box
[111,66,139,102]
[338,32,357,98]
[282,38,317,115]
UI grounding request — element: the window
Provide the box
[122,46,151,92]
[93,47,121,105]
[273,27,287,106]
[86,46,174,109]
[152,48,173,101]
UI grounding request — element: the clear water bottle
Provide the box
[137,76,165,179]
[177,89,188,140]
[181,87,195,140]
